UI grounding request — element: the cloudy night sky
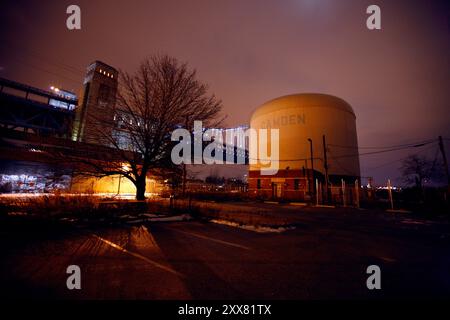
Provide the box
[0,0,449,185]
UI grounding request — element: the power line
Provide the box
[246,140,437,163]
[328,138,435,150]
[0,38,84,75]
[247,157,322,162]
[327,149,360,177]
[3,56,81,85]
[365,143,438,171]
[328,140,436,160]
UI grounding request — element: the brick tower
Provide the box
[72,61,118,144]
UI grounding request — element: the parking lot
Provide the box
[1,204,449,299]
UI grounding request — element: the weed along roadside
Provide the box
[0,193,296,232]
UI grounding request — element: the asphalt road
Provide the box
[1,206,449,300]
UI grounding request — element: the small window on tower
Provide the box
[257,179,261,189]
[294,179,300,190]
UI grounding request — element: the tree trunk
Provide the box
[135,176,146,201]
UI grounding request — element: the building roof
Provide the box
[251,93,356,119]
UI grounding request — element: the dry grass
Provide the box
[0,194,294,227]
[0,194,100,217]
[0,194,169,218]
[171,199,292,227]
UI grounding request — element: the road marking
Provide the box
[92,234,183,277]
[171,229,251,250]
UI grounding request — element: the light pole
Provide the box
[308,138,316,201]
[322,135,330,203]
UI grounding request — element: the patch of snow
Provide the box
[125,214,192,224]
[125,219,146,224]
[387,209,411,214]
[7,211,27,216]
[149,214,192,222]
[401,219,434,226]
[210,219,295,233]
[118,215,135,219]
[140,213,160,218]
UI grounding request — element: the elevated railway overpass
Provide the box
[0,77,77,136]
[0,77,248,194]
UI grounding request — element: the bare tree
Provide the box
[63,55,223,200]
[400,154,438,189]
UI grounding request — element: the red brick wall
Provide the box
[248,169,312,201]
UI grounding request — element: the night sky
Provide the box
[1,0,449,185]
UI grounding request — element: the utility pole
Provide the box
[438,136,450,193]
[316,179,319,206]
[308,138,315,201]
[341,179,346,207]
[322,135,330,203]
[304,160,311,195]
[387,179,394,210]
[355,179,360,208]
[182,116,189,197]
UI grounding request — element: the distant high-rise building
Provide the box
[72,61,118,144]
